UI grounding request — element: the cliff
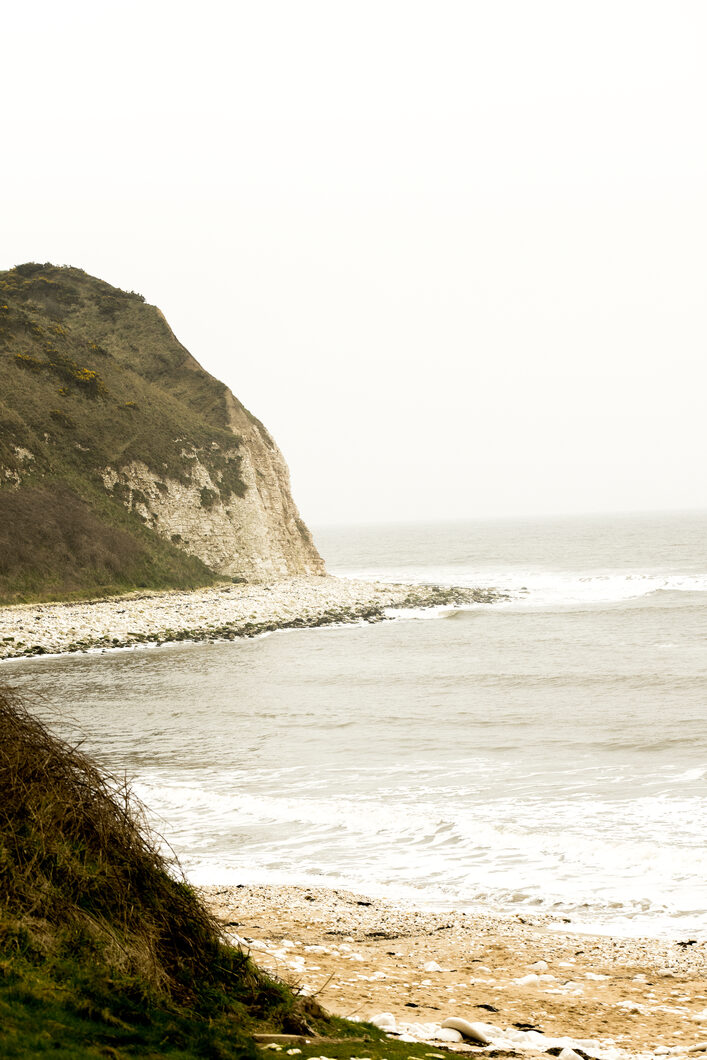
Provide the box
[0,263,325,603]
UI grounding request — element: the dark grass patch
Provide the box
[0,483,218,604]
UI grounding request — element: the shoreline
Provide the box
[0,575,505,661]
[201,884,707,1059]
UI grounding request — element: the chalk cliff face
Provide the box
[0,263,324,601]
[100,394,324,580]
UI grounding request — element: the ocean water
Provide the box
[3,510,706,938]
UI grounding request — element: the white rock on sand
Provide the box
[202,883,707,1059]
[440,1017,491,1044]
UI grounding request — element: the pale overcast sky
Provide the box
[3,1,706,525]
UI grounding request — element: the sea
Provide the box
[3,510,706,939]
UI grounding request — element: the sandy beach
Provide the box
[202,885,707,1059]
[0,576,503,660]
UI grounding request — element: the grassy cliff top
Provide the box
[0,263,254,603]
[0,261,248,498]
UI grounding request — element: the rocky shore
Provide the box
[202,885,707,1060]
[0,576,505,660]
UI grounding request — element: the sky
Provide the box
[3,0,706,526]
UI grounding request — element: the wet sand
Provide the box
[202,885,707,1059]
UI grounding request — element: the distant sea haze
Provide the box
[6,510,707,938]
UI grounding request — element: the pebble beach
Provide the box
[0,576,502,660]
[4,566,705,1060]
[202,885,707,1060]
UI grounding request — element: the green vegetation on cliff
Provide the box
[0,686,365,1058]
[0,263,256,603]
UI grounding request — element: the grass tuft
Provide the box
[0,686,357,1057]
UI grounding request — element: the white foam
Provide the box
[333,564,707,609]
[133,771,707,939]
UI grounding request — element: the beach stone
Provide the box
[423,960,443,972]
[406,1023,434,1039]
[370,1012,396,1031]
[559,1050,583,1060]
[688,1044,707,1053]
[573,1039,601,1052]
[436,1028,463,1043]
[514,973,540,986]
[441,1018,492,1045]
[530,960,549,972]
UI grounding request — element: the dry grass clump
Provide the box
[0,685,229,999]
[0,685,345,1055]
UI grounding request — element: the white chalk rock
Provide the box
[585,972,609,981]
[441,1018,492,1045]
[530,960,549,972]
[616,1001,644,1014]
[370,1012,396,1032]
[227,931,250,946]
[423,961,443,972]
[514,973,540,986]
[573,1039,601,1052]
[436,1028,463,1043]
[688,1044,707,1054]
[409,1023,438,1039]
[559,1050,583,1060]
